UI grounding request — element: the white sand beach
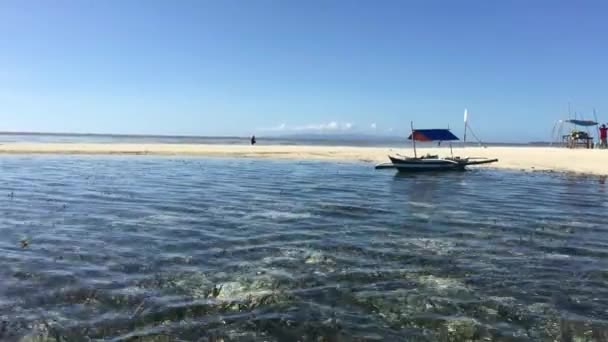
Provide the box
[0,143,606,175]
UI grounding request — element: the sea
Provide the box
[0,132,547,148]
[1,139,607,340]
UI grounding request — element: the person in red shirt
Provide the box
[600,124,608,148]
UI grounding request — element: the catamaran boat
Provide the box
[376,123,498,172]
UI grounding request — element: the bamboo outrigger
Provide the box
[375,122,498,172]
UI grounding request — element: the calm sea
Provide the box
[0,133,406,147]
[0,156,606,341]
[0,132,541,148]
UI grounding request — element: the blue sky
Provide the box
[1,0,606,141]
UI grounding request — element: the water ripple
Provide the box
[1,156,607,340]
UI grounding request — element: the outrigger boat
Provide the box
[376,122,498,172]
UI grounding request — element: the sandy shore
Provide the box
[0,142,606,175]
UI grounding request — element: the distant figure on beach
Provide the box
[600,124,607,148]
[251,135,256,145]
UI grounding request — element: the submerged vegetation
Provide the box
[1,157,607,340]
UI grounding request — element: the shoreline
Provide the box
[0,143,607,175]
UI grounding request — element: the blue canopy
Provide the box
[408,129,460,141]
[564,119,598,127]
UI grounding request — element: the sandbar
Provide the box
[0,143,606,175]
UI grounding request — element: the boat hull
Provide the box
[388,156,466,172]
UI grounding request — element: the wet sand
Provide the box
[0,143,606,175]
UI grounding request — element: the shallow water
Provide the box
[0,133,407,147]
[0,132,536,148]
[0,156,607,341]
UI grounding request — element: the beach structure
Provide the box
[551,119,598,149]
[463,108,486,147]
[376,122,498,172]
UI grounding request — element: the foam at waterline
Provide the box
[436,209,472,217]
[407,201,436,209]
[246,210,314,220]
[411,212,431,220]
[543,253,571,259]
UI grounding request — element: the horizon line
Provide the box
[0,130,547,145]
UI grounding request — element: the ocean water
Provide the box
[0,156,607,341]
[0,133,407,147]
[0,132,540,148]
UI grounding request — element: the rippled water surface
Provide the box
[1,156,608,341]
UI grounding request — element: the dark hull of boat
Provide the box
[388,156,466,172]
[393,164,467,172]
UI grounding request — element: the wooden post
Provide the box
[411,121,417,158]
[594,108,600,149]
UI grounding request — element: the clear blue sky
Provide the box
[1,0,606,141]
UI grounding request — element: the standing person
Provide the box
[250,135,256,145]
[600,124,608,148]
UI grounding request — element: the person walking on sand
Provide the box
[599,124,608,149]
[250,135,256,145]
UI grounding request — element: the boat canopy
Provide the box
[563,119,598,127]
[408,129,459,142]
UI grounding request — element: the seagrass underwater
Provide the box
[1,156,607,340]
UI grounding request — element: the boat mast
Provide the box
[411,121,417,158]
[463,108,468,148]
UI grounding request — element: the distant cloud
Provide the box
[263,121,355,132]
[370,123,377,130]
